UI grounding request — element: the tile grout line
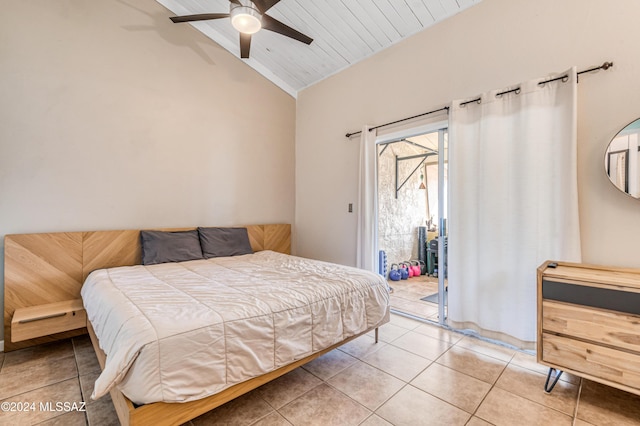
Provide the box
[479,353,581,424]
[447,332,586,417]
[375,320,521,422]
[71,337,90,426]
[275,336,432,424]
[246,394,284,426]
[379,340,485,422]
[340,326,464,424]
[497,362,582,420]
[465,351,512,425]
[0,339,89,426]
[364,339,510,426]
[321,359,402,413]
[275,379,367,425]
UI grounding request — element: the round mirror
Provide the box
[605,118,640,198]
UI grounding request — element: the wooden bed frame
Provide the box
[4,223,387,425]
[87,321,380,425]
[4,224,291,351]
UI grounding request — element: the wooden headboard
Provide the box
[4,224,291,351]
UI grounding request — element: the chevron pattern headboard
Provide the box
[3,224,291,351]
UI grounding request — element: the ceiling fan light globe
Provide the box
[231,6,262,34]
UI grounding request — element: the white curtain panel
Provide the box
[448,68,582,346]
[356,126,378,272]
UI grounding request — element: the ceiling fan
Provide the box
[170,0,313,59]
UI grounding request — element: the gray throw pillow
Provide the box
[198,227,254,258]
[140,230,204,265]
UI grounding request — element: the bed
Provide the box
[4,224,390,426]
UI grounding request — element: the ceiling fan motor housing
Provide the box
[230,0,263,34]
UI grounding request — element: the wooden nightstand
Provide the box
[11,299,87,343]
[538,261,640,396]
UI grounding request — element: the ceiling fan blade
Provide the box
[262,14,313,45]
[252,0,281,14]
[170,13,229,24]
[240,32,252,58]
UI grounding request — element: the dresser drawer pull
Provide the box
[18,312,68,323]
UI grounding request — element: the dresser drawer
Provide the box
[542,300,640,352]
[11,299,86,342]
[542,333,640,389]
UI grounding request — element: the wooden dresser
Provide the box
[537,261,640,395]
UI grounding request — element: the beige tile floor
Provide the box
[389,275,442,320]
[2,313,640,425]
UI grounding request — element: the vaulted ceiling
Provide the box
[157,0,481,97]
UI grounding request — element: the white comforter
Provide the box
[81,250,390,404]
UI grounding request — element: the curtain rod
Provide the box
[345,106,449,138]
[345,61,613,138]
[544,61,612,85]
[459,61,614,107]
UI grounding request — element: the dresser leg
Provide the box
[374,327,379,343]
[544,368,563,393]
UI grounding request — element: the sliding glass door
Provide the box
[376,123,448,325]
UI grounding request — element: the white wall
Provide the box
[296,0,640,270]
[0,0,295,341]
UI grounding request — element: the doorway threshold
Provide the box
[390,308,447,329]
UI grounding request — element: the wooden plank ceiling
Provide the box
[156,0,481,97]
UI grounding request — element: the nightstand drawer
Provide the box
[11,299,86,342]
[542,333,640,389]
[542,300,640,353]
